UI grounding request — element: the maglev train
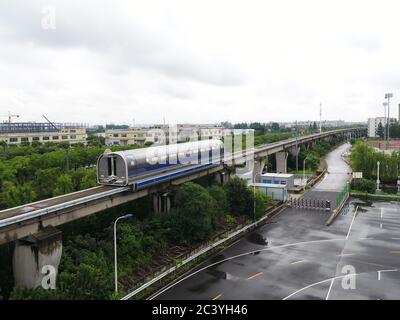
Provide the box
[97,139,224,190]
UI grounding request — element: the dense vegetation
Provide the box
[350,140,400,183]
[0,126,348,299]
[349,140,400,193]
[374,123,400,139]
[253,132,292,146]
[0,142,143,209]
[1,179,270,300]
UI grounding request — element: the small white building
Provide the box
[249,183,288,201]
[260,173,294,189]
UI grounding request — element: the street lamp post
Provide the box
[383,102,387,141]
[376,161,381,192]
[114,214,133,293]
[295,137,299,172]
[385,93,393,141]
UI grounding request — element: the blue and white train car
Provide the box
[97,139,224,190]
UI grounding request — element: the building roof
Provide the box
[249,183,287,189]
[261,173,294,178]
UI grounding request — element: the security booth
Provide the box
[260,173,294,189]
[249,183,288,202]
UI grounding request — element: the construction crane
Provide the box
[0,111,19,123]
[42,114,60,132]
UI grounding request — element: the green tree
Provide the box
[35,168,63,198]
[351,178,376,194]
[208,185,229,225]
[377,122,384,139]
[271,122,280,132]
[168,183,216,245]
[0,182,36,208]
[9,285,57,300]
[224,177,253,216]
[80,170,97,189]
[254,190,270,220]
[53,174,74,196]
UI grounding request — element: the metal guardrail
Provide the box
[121,203,286,300]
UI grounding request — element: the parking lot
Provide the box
[153,144,400,300]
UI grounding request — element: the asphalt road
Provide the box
[153,143,400,300]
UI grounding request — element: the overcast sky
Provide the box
[0,0,399,125]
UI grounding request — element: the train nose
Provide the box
[108,177,117,183]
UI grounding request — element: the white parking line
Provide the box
[149,238,346,300]
[291,259,306,265]
[326,279,334,300]
[283,273,359,300]
[377,269,398,280]
[346,206,358,240]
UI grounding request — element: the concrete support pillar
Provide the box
[153,192,171,214]
[276,151,288,174]
[163,194,171,213]
[13,226,62,289]
[253,158,266,183]
[214,171,231,185]
[153,193,162,214]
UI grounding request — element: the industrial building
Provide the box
[0,122,88,145]
[105,124,224,146]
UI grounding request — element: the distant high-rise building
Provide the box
[398,104,400,122]
[367,117,397,138]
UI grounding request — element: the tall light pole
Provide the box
[383,102,388,140]
[385,93,393,141]
[114,213,133,293]
[303,157,309,190]
[319,103,322,133]
[295,137,299,172]
[376,161,381,192]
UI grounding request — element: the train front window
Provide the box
[107,156,117,176]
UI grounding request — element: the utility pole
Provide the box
[376,161,381,192]
[385,93,393,141]
[319,103,322,133]
[295,137,299,172]
[383,102,387,140]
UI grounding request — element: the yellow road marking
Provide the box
[246,272,263,280]
[291,259,305,265]
[212,294,222,300]
[337,253,354,257]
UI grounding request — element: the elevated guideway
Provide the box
[0,127,366,245]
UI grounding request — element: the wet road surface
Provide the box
[153,144,400,300]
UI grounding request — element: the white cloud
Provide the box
[0,0,400,125]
